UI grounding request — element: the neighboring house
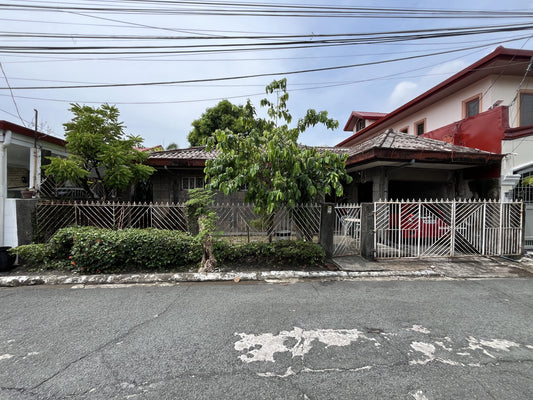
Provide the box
[145,146,348,204]
[0,120,67,246]
[343,111,387,133]
[338,46,533,202]
[145,147,240,203]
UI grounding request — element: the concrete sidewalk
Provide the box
[333,255,533,279]
[1,255,532,287]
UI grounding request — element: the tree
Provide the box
[43,104,155,201]
[166,142,179,150]
[205,79,352,218]
[185,188,218,272]
[187,99,273,146]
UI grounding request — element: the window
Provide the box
[463,94,481,118]
[519,92,533,126]
[355,119,365,132]
[400,127,408,134]
[182,176,204,190]
[414,119,426,136]
[513,170,533,203]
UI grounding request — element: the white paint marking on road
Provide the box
[407,325,431,334]
[0,354,14,361]
[409,342,464,367]
[478,338,520,352]
[412,390,429,400]
[466,337,519,358]
[409,342,436,365]
[235,327,377,363]
[435,341,453,351]
[257,367,296,378]
[257,365,373,378]
[302,365,373,374]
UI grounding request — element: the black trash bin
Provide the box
[0,246,16,272]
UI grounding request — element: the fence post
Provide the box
[450,200,456,257]
[319,203,335,258]
[361,203,375,260]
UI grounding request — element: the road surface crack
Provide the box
[29,286,191,392]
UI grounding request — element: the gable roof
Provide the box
[338,46,533,146]
[346,130,503,166]
[343,111,387,131]
[0,120,66,147]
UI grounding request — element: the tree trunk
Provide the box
[198,215,217,273]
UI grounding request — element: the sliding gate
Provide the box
[374,200,523,258]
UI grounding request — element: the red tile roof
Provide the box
[346,130,503,166]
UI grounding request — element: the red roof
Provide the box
[0,120,66,147]
[338,46,533,147]
[343,111,387,132]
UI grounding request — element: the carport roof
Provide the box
[345,130,503,168]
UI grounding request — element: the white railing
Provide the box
[334,203,361,256]
[374,199,523,258]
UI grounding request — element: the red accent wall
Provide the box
[422,106,509,153]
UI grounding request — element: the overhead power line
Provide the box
[2,1,533,19]
[0,40,521,91]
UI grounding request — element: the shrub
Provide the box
[9,244,52,268]
[66,228,200,274]
[215,240,325,266]
[11,227,325,274]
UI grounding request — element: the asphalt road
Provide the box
[1,278,532,399]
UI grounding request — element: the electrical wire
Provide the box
[0,39,525,91]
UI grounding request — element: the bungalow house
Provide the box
[338,46,533,202]
[0,120,67,246]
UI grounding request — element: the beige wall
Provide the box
[354,75,533,137]
[388,76,494,135]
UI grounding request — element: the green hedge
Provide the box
[10,227,325,274]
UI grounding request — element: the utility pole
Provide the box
[31,109,38,190]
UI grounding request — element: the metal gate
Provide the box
[334,203,361,256]
[374,200,523,258]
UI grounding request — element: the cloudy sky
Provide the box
[1,0,533,148]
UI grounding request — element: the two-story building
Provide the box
[338,46,533,202]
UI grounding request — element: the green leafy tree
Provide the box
[187,99,273,146]
[44,104,155,201]
[166,142,179,150]
[205,78,352,218]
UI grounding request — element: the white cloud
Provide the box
[388,81,419,109]
[387,59,468,110]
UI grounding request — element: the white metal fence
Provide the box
[333,203,361,256]
[35,201,321,243]
[374,199,523,258]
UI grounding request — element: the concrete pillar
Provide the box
[372,171,388,201]
[29,146,42,190]
[0,131,12,246]
[360,203,376,260]
[319,203,335,258]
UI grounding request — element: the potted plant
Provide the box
[20,188,35,199]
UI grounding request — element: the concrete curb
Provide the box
[0,269,442,287]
